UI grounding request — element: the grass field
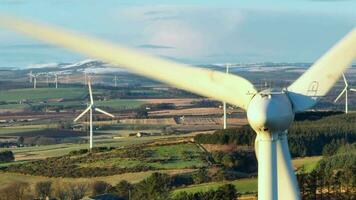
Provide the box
[172,178,257,196]
[292,156,322,172]
[78,142,207,170]
[95,99,145,110]
[0,88,86,102]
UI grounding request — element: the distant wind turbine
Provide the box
[30,73,37,88]
[334,73,356,113]
[54,74,58,88]
[222,63,230,129]
[28,70,33,83]
[113,75,118,87]
[74,80,115,150]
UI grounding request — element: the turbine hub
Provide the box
[247,90,294,133]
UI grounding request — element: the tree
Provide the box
[35,181,52,199]
[215,184,238,200]
[67,183,88,200]
[135,109,148,119]
[132,173,171,200]
[192,168,210,184]
[110,180,133,199]
[0,182,30,200]
[92,181,111,196]
[53,185,68,200]
[0,151,14,163]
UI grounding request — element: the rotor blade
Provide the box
[88,80,93,105]
[287,28,356,112]
[334,88,347,102]
[276,133,300,200]
[94,107,115,118]
[350,88,356,92]
[74,106,91,122]
[0,16,257,110]
[342,73,348,86]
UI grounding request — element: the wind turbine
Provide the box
[54,74,58,88]
[334,73,356,113]
[30,73,37,89]
[46,73,49,86]
[222,63,230,129]
[2,17,355,200]
[28,70,33,83]
[113,75,118,87]
[74,79,115,150]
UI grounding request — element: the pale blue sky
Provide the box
[0,0,355,68]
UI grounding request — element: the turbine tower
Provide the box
[54,74,58,88]
[222,63,230,129]
[74,80,115,150]
[3,17,355,200]
[28,70,32,83]
[30,73,37,89]
[334,73,356,113]
[113,75,118,87]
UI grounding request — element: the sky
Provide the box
[0,0,355,68]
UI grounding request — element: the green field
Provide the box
[95,99,145,110]
[79,142,206,170]
[292,156,322,173]
[0,88,87,102]
[173,178,257,196]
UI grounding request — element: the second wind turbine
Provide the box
[74,80,115,150]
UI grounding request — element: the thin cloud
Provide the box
[138,44,175,49]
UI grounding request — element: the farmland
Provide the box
[0,88,86,102]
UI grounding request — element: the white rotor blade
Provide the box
[334,88,347,102]
[350,88,356,92]
[74,106,91,122]
[94,107,115,118]
[342,73,348,86]
[287,28,356,112]
[88,80,94,105]
[0,16,257,110]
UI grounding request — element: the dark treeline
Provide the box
[194,113,356,157]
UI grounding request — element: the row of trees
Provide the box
[0,181,89,200]
[194,113,356,157]
[0,172,239,200]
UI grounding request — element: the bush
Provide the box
[92,181,111,196]
[35,181,52,199]
[0,150,14,163]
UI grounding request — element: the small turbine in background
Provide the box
[74,80,115,150]
[334,73,356,113]
[222,63,230,129]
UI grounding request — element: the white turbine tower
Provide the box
[334,73,356,113]
[54,74,58,88]
[74,80,115,150]
[28,70,32,83]
[223,63,230,129]
[113,75,118,87]
[30,73,37,89]
[2,17,355,200]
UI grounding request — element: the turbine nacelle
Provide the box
[247,90,294,134]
